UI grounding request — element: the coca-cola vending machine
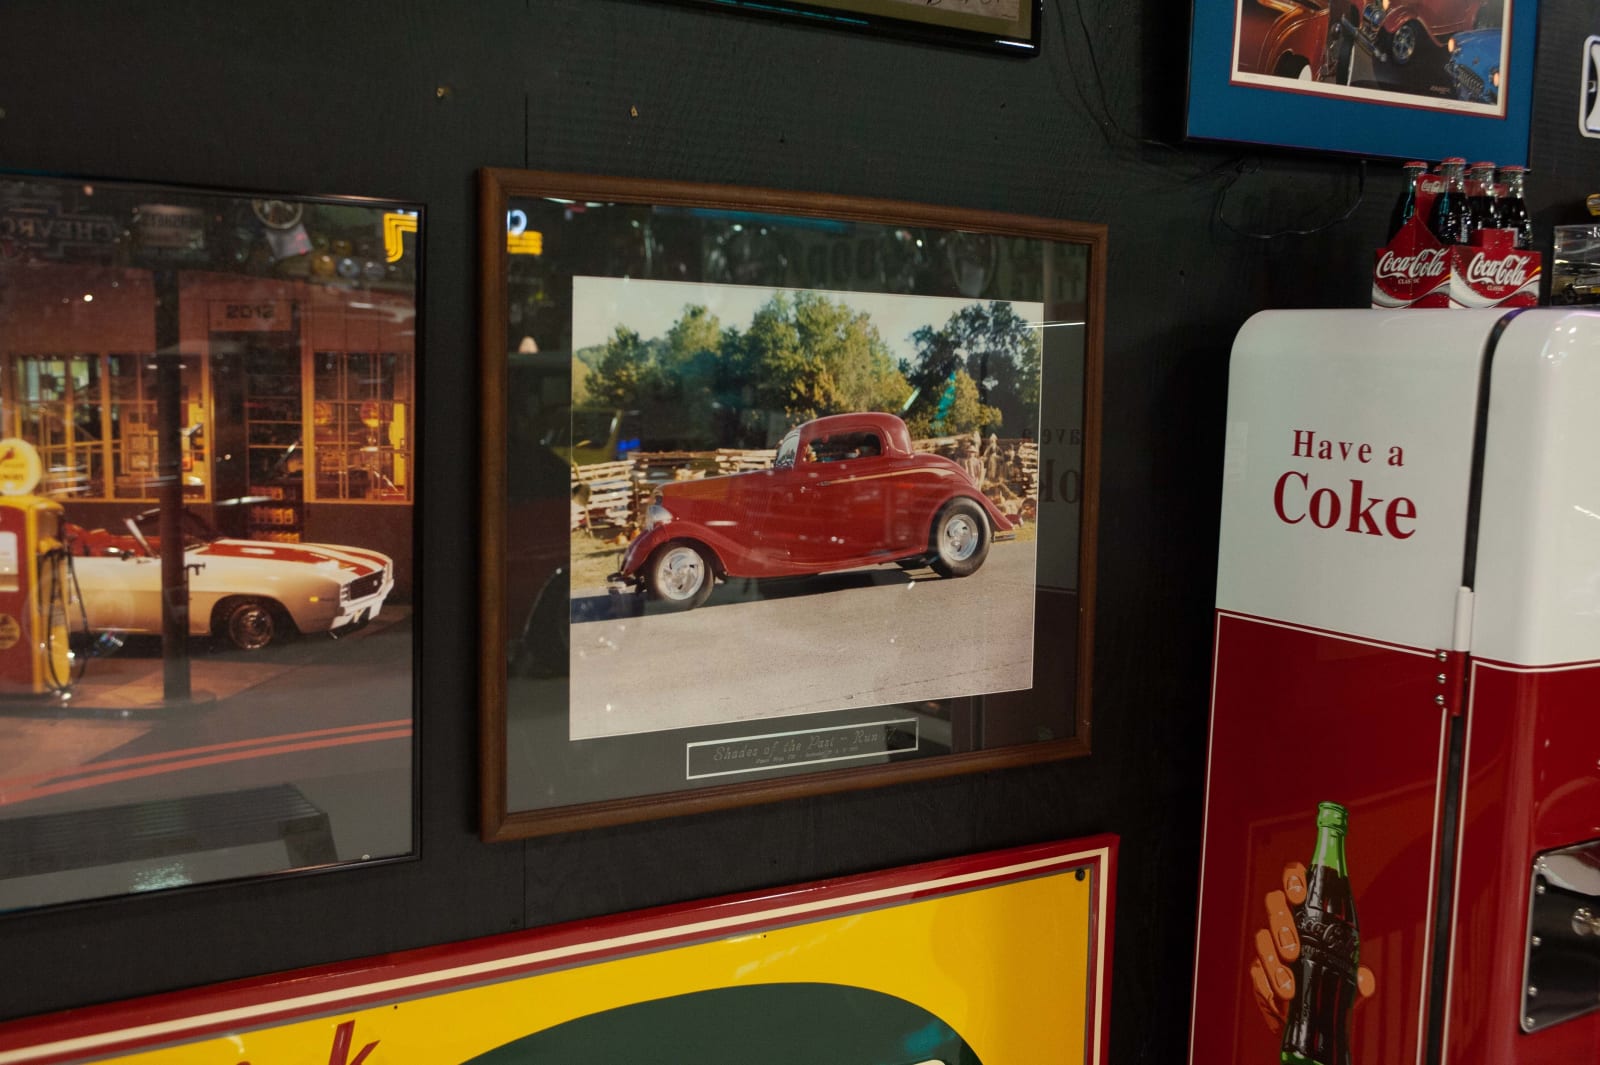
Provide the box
[1190,308,1600,1065]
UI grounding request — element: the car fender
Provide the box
[941,491,1016,540]
[618,522,738,580]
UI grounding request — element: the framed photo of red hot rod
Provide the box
[478,169,1104,839]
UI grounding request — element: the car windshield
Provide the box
[774,432,799,469]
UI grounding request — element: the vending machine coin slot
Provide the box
[1521,842,1600,1032]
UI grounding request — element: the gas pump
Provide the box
[0,440,80,696]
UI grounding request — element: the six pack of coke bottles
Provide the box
[1391,157,1533,250]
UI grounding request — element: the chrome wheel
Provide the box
[648,542,715,609]
[940,514,981,562]
[930,499,991,579]
[224,599,277,650]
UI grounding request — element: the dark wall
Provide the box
[0,0,1579,1060]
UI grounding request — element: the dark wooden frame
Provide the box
[656,0,1043,56]
[479,168,1104,840]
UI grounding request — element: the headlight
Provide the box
[644,498,673,531]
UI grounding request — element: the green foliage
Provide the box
[902,301,1039,437]
[581,295,1037,450]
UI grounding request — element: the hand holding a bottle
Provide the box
[1249,861,1376,1033]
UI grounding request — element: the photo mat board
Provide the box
[1188,0,1538,162]
[0,173,420,911]
[479,169,1104,839]
[0,836,1118,1065]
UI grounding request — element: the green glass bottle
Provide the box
[1281,802,1360,1065]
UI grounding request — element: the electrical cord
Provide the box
[1214,157,1370,240]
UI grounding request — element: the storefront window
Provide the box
[311,351,412,502]
[10,353,208,501]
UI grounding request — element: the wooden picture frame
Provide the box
[479,168,1103,839]
[658,0,1042,55]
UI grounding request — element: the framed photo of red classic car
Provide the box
[1187,0,1538,162]
[478,169,1104,839]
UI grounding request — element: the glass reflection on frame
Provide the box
[0,174,420,911]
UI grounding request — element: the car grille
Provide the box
[347,570,386,601]
[1451,66,1485,101]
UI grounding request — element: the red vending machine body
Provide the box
[1192,308,1600,1065]
[1440,311,1600,1063]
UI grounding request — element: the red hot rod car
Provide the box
[609,412,1017,610]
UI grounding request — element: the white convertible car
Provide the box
[67,509,395,651]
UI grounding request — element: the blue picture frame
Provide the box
[1187,0,1538,164]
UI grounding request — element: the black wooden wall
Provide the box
[0,1,1587,1061]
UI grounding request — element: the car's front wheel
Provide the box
[1383,20,1419,64]
[214,596,291,650]
[929,499,991,579]
[645,542,715,610]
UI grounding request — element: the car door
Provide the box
[795,428,898,565]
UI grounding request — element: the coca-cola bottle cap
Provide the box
[1469,161,1495,170]
[1499,164,1526,173]
[1440,156,1468,164]
[1403,161,1428,168]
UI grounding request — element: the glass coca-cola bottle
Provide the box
[1388,161,1428,240]
[1428,158,1470,245]
[1498,165,1533,249]
[1281,802,1360,1065]
[1465,162,1501,239]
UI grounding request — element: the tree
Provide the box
[740,292,910,425]
[587,326,654,410]
[903,368,1001,438]
[902,301,1040,437]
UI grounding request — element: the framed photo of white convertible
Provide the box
[0,172,419,910]
[479,169,1103,838]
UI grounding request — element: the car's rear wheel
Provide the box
[646,542,715,610]
[929,499,991,579]
[214,596,291,650]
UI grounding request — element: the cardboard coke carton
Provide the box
[1372,173,1540,309]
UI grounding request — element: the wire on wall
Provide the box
[1214,157,1369,240]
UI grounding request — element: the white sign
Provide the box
[1582,35,1600,138]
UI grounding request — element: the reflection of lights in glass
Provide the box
[133,861,195,892]
[382,211,419,263]
[82,294,93,302]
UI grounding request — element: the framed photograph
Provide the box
[659,0,1041,54]
[1186,0,1539,162]
[0,835,1117,1064]
[0,174,420,910]
[479,169,1102,839]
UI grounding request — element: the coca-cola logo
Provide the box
[1297,909,1360,981]
[1376,248,1449,281]
[1465,252,1533,288]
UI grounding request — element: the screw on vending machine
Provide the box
[1437,650,1449,661]
[1529,986,1540,997]
[1531,935,1542,947]
[1435,694,1447,706]
[1437,673,1447,684]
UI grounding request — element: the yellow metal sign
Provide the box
[0,838,1115,1065]
[0,440,42,497]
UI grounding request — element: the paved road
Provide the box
[0,612,413,911]
[568,541,1036,740]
